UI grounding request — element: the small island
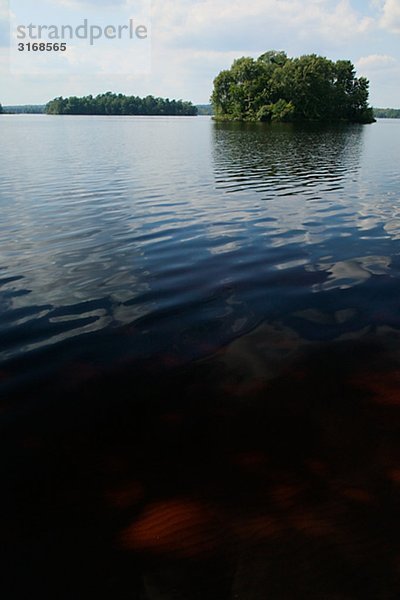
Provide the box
[45,92,198,116]
[211,50,375,124]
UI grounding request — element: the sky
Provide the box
[0,0,399,106]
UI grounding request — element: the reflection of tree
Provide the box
[212,122,366,252]
[212,121,364,197]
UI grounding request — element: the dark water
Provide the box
[2,115,400,598]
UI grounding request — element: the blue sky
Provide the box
[0,0,399,106]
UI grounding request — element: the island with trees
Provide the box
[45,93,198,116]
[211,51,375,124]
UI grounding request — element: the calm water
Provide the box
[2,115,400,598]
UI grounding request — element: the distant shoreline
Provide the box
[1,104,400,118]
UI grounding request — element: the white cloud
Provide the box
[380,0,400,33]
[0,3,8,21]
[356,54,400,107]
[49,0,126,7]
[1,0,400,106]
[357,53,397,68]
[145,0,378,102]
[151,0,374,52]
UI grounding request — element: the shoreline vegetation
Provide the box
[211,50,376,124]
[1,105,400,120]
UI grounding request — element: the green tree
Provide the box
[258,50,288,67]
[211,70,235,117]
[265,99,295,122]
[211,51,375,124]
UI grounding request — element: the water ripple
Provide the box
[1,116,400,372]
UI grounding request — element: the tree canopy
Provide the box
[211,51,375,124]
[45,93,198,116]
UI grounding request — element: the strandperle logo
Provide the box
[16,19,148,46]
[9,0,152,75]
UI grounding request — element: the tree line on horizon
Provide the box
[1,104,45,114]
[211,51,375,123]
[45,93,198,116]
[373,107,400,119]
[1,98,399,120]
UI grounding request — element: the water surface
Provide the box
[1,116,400,598]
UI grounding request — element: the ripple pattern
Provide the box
[1,116,400,374]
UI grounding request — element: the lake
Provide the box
[2,115,400,598]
